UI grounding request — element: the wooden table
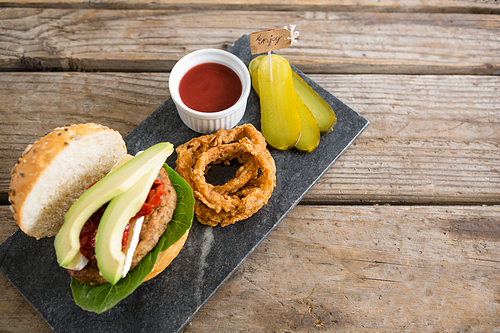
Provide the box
[1,1,499,331]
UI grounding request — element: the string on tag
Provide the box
[284,24,300,44]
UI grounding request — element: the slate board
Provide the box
[0,34,369,332]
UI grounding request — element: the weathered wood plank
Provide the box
[0,0,499,14]
[1,8,499,74]
[184,205,500,332]
[1,73,499,205]
[0,72,167,204]
[310,137,500,205]
[2,205,500,332]
[307,74,500,205]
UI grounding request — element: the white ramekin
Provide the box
[169,49,251,134]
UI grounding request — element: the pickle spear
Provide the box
[249,55,336,135]
[250,55,320,152]
[257,54,301,150]
[292,73,337,135]
[249,55,264,76]
[249,55,264,94]
[294,94,320,152]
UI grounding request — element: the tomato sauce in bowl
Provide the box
[169,48,251,133]
[179,62,242,113]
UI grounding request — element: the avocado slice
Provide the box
[54,142,174,269]
[94,164,160,285]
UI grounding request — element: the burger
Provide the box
[8,123,194,313]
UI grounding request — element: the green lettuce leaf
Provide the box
[70,164,194,314]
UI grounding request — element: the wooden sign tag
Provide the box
[249,25,299,55]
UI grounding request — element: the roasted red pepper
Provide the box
[133,179,164,219]
[79,204,107,263]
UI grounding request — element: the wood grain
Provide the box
[1,2,499,331]
[1,9,499,74]
[308,74,500,205]
[2,205,500,332]
[0,72,165,204]
[2,73,499,205]
[184,205,500,332]
[1,0,499,14]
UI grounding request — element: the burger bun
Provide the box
[8,123,127,239]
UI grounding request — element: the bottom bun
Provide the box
[144,229,190,282]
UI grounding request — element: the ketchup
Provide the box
[179,62,242,112]
[79,179,165,263]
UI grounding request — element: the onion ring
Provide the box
[175,124,276,227]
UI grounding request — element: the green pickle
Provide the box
[294,94,320,152]
[257,54,301,150]
[248,55,263,76]
[292,73,337,135]
[249,55,265,94]
[249,55,336,137]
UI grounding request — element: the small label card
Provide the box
[249,25,299,55]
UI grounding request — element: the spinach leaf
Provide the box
[70,164,194,314]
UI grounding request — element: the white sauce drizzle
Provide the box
[68,252,89,271]
[121,216,145,278]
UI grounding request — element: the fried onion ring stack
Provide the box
[175,124,276,227]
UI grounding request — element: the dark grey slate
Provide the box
[0,34,369,332]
